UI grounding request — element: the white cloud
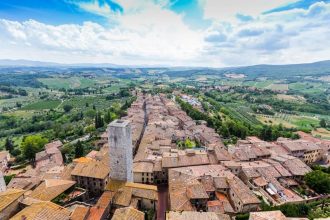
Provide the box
[0,1,329,67]
[76,0,118,18]
[202,1,330,66]
[200,0,296,22]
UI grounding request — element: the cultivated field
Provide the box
[38,77,96,89]
[22,100,62,110]
[276,94,306,102]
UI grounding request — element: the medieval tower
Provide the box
[0,171,6,192]
[108,119,133,182]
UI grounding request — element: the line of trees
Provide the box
[176,96,298,143]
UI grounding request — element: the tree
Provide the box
[74,141,84,158]
[95,112,104,129]
[320,119,326,128]
[63,104,73,113]
[21,135,48,162]
[304,170,330,194]
[4,137,14,153]
[104,110,111,124]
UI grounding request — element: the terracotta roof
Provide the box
[71,160,110,179]
[166,211,222,220]
[106,179,126,191]
[7,176,41,190]
[125,182,157,191]
[133,161,154,173]
[215,192,235,213]
[96,191,114,208]
[112,182,158,206]
[213,177,229,189]
[70,206,90,220]
[249,211,287,220]
[86,206,106,220]
[45,140,63,149]
[280,157,311,176]
[11,201,71,220]
[0,151,9,161]
[86,150,99,159]
[228,177,260,205]
[186,183,209,199]
[253,177,268,187]
[113,187,132,207]
[0,189,25,212]
[112,207,144,220]
[29,179,75,201]
[126,182,158,201]
[162,151,210,168]
[73,157,93,164]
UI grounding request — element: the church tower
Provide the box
[108,120,133,182]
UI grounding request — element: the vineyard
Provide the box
[226,105,262,126]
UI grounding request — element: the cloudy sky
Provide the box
[0,0,329,67]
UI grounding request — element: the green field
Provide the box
[242,80,275,88]
[38,77,96,89]
[289,82,328,94]
[257,113,320,130]
[62,96,121,109]
[22,100,61,110]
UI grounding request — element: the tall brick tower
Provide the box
[108,119,133,182]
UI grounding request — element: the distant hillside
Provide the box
[0,59,125,68]
[0,59,329,79]
[227,60,330,79]
[0,59,60,67]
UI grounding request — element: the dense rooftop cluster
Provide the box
[0,93,329,220]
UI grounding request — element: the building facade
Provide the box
[109,120,133,182]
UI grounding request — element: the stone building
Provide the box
[0,151,10,172]
[71,160,110,196]
[109,120,133,182]
[0,189,25,220]
[0,171,6,192]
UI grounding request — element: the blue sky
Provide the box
[0,0,329,66]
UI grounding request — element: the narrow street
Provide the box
[133,100,147,156]
[157,185,169,220]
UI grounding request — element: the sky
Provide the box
[0,0,329,67]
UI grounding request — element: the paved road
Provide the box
[157,185,168,220]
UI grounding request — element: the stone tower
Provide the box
[0,171,6,192]
[108,119,133,182]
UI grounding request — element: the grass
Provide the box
[38,77,96,89]
[266,83,289,91]
[0,136,23,151]
[276,94,305,102]
[242,80,275,88]
[312,128,330,140]
[22,99,61,110]
[292,117,319,129]
[256,113,319,130]
[289,82,328,94]
[62,95,123,110]
[3,110,35,118]
[257,114,295,128]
